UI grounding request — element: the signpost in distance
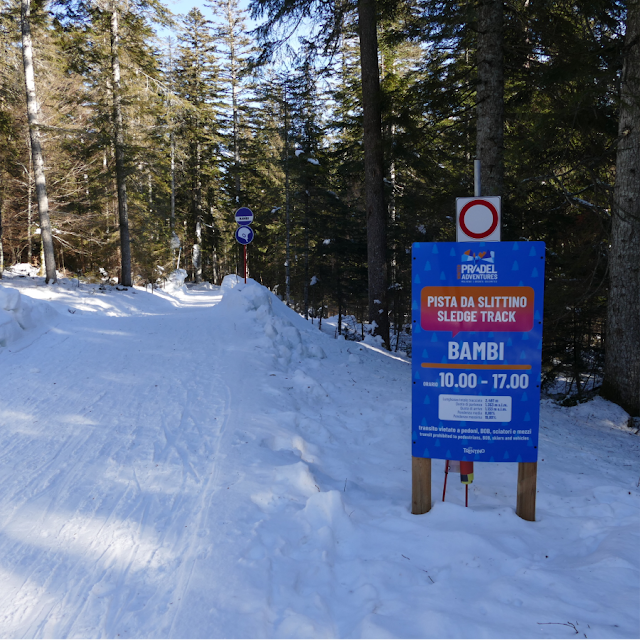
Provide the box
[235,226,254,245]
[235,207,254,226]
[234,208,254,283]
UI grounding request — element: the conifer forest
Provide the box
[0,0,638,415]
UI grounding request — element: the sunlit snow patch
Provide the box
[0,285,56,348]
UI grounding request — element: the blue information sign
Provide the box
[412,241,545,463]
[235,226,254,245]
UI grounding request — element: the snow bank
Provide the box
[5,262,40,277]
[221,273,243,291]
[0,284,55,348]
[564,395,635,433]
[218,277,326,367]
[164,268,188,293]
[208,280,640,638]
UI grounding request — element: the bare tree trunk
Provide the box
[170,132,176,232]
[284,86,291,306]
[476,0,504,197]
[193,229,202,282]
[337,272,342,335]
[147,166,153,215]
[110,7,132,287]
[27,173,33,265]
[167,40,178,269]
[211,247,218,284]
[303,183,310,319]
[193,140,203,283]
[170,129,177,267]
[20,0,56,283]
[23,140,33,265]
[0,187,4,277]
[192,242,201,281]
[229,0,241,204]
[357,0,389,347]
[602,0,640,416]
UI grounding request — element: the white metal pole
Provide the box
[474,159,481,197]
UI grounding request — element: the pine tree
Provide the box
[357,0,388,346]
[503,0,623,395]
[250,0,394,346]
[20,0,56,282]
[603,0,640,416]
[0,0,21,275]
[476,0,503,196]
[209,0,254,205]
[407,0,624,387]
[108,3,132,285]
[175,8,220,283]
[206,0,257,282]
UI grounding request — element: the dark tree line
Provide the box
[0,0,637,414]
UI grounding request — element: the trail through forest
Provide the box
[0,272,638,639]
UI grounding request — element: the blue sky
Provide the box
[153,0,257,45]
[163,0,256,29]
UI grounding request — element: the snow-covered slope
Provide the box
[0,273,638,639]
[0,282,56,349]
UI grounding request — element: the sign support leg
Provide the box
[411,456,431,514]
[516,461,537,521]
[243,245,247,284]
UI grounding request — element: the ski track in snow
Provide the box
[0,274,638,639]
[0,282,235,638]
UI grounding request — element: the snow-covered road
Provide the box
[0,284,236,636]
[0,273,638,638]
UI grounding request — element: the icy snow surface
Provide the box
[0,273,638,639]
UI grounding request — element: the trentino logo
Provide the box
[457,250,498,281]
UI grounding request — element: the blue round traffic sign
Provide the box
[235,225,254,245]
[235,207,254,226]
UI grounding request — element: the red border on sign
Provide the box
[459,199,499,239]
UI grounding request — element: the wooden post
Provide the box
[516,461,537,521]
[412,456,432,514]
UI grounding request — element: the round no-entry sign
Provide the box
[456,196,501,242]
[235,207,254,226]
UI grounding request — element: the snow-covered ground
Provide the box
[0,270,638,639]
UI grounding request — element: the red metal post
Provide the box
[442,460,450,502]
[243,245,247,283]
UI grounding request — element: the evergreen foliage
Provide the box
[0,0,633,405]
